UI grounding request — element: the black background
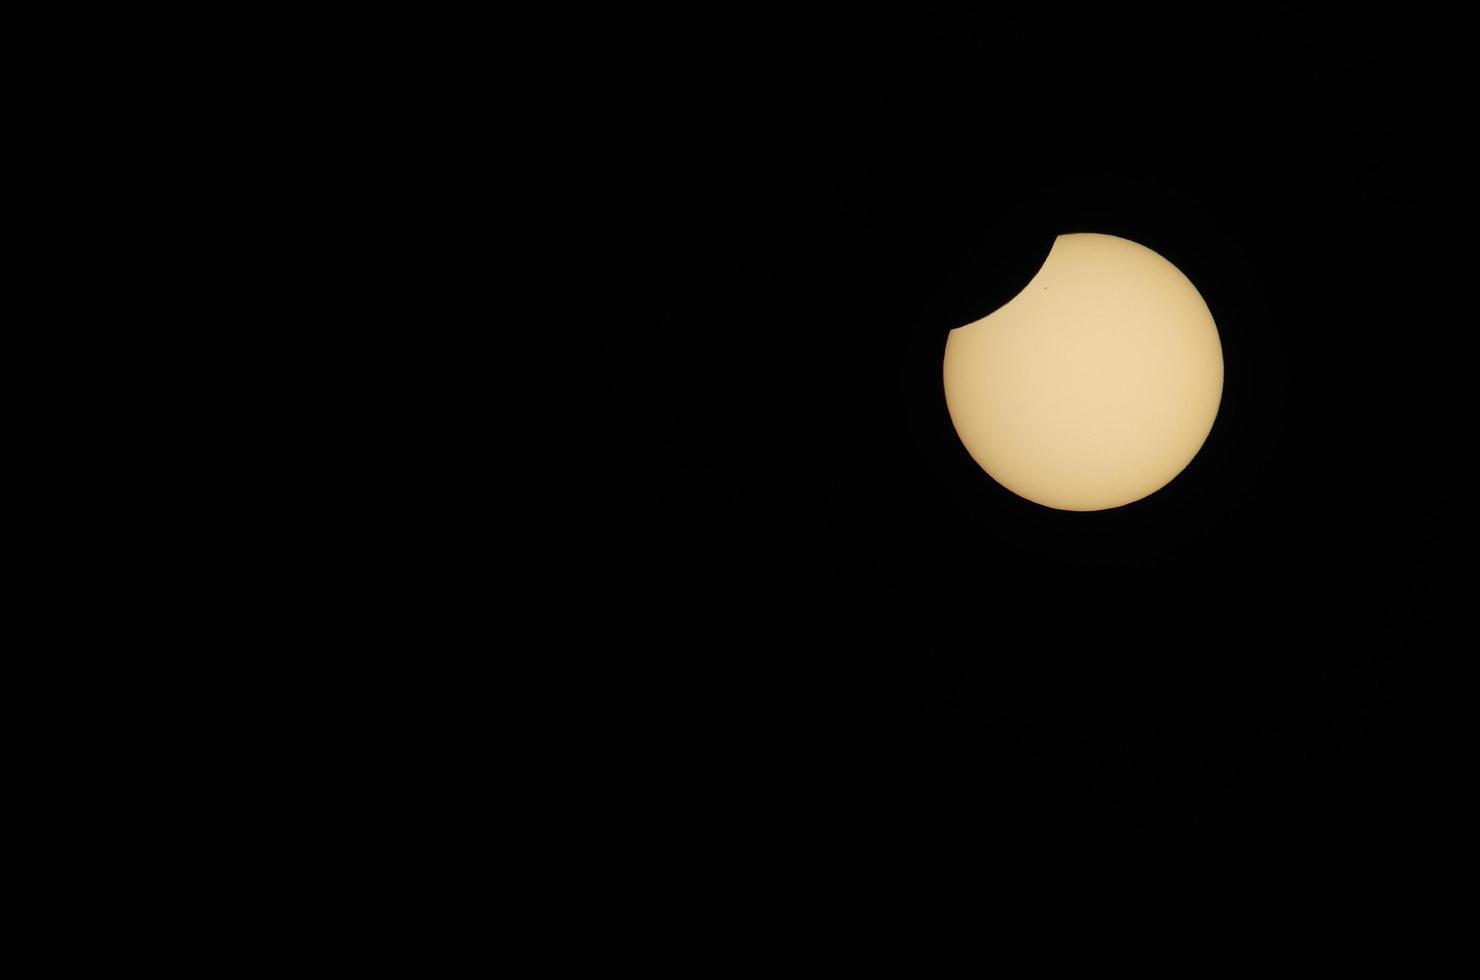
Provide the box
[590,7,1463,870]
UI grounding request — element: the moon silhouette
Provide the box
[943,233,1224,511]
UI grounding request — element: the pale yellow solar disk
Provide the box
[943,233,1224,511]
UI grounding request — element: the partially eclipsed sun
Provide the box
[943,233,1224,511]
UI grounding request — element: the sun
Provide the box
[943,233,1224,511]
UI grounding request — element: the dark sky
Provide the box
[592,7,1463,869]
